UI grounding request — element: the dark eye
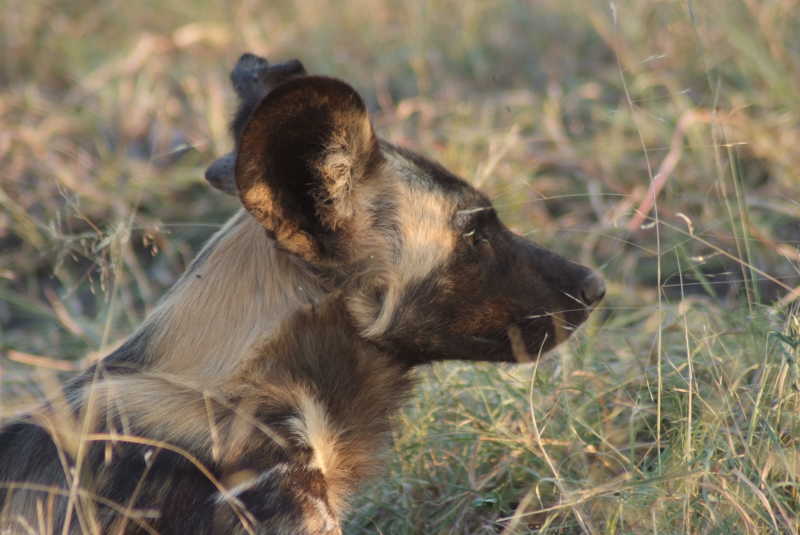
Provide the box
[463,228,489,247]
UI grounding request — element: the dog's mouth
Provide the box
[506,322,556,363]
[506,306,594,363]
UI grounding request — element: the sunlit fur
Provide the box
[0,55,603,533]
[145,210,327,378]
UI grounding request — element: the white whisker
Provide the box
[456,206,493,216]
[561,291,587,307]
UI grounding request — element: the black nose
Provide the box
[579,272,606,306]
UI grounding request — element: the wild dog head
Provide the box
[217,54,604,364]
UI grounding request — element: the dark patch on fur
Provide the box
[93,444,217,534]
[381,141,486,201]
[0,422,66,513]
[229,55,307,142]
[234,472,299,525]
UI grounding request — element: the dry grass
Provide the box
[1,0,799,533]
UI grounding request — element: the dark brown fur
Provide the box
[0,54,604,533]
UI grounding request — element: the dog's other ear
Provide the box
[205,152,237,194]
[205,55,307,196]
[229,55,307,142]
[235,76,380,261]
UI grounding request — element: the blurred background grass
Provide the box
[1,0,799,533]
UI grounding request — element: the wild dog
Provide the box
[0,55,605,533]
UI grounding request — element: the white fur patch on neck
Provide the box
[289,389,339,477]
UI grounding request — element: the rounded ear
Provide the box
[204,152,237,195]
[235,76,380,261]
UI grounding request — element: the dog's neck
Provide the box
[134,210,328,378]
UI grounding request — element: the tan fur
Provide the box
[394,184,457,283]
[315,112,375,230]
[348,165,457,339]
[84,374,295,458]
[289,390,339,477]
[300,495,340,535]
[143,210,326,379]
[551,311,568,346]
[507,325,534,363]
